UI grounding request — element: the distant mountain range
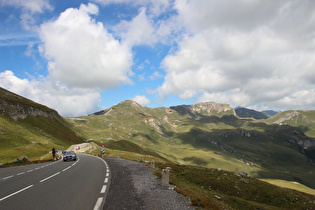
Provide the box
[1,87,315,190]
[79,100,315,188]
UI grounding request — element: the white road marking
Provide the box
[104,178,108,183]
[27,169,33,173]
[62,166,72,172]
[40,172,60,183]
[100,185,107,193]
[17,172,25,176]
[93,197,103,210]
[106,172,109,177]
[0,185,33,202]
[35,167,40,170]
[3,175,14,180]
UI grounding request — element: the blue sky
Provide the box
[1,0,315,116]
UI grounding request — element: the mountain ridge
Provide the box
[1,87,315,189]
[0,87,83,163]
[75,99,315,188]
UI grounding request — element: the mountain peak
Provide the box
[170,101,235,117]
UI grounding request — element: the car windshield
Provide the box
[65,151,75,155]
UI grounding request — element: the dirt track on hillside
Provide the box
[67,142,97,153]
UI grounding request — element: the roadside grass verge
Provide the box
[154,162,315,209]
[0,153,61,168]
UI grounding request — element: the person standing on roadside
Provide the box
[52,147,56,160]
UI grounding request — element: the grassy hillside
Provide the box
[67,100,315,189]
[0,88,83,164]
[265,110,315,138]
[155,162,315,209]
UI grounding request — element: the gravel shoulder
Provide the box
[103,158,194,210]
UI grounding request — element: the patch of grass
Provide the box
[262,179,315,195]
[154,162,315,209]
[0,114,83,164]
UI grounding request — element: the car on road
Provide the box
[63,151,77,161]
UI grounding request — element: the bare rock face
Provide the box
[170,101,235,118]
[0,101,59,120]
[0,87,60,120]
[274,111,300,124]
[190,102,234,114]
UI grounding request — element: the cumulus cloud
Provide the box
[131,95,150,105]
[0,70,101,116]
[0,3,137,116]
[114,7,156,47]
[157,0,315,110]
[39,3,133,89]
[113,6,180,47]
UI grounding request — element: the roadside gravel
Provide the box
[103,158,195,210]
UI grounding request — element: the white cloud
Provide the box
[131,95,150,105]
[114,7,156,47]
[0,70,101,116]
[38,3,133,89]
[156,0,315,110]
[0,3,140,117]
[150,71,163,80]
[0,0,53,29]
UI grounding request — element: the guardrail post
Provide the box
[151,160,155,168]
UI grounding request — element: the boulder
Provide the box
[13,156,30,163]
[240,178,249,184]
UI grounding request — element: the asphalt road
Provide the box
[103,158,193,210]
[0,154,109,210]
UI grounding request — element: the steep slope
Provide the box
[262,110,279,117]
[0,87,83,163]
[68,100,315,188]
[235,107,269,119]
[266,110,315,138]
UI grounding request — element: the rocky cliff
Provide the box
[0,87,61,120]
[170,102,235,117]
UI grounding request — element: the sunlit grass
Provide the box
[262,179,315,196]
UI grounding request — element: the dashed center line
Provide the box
[3,175,14,180]
[0,185,34,202]
[62,166,72,172]
[1,155,107,210]
[40,172,60,183]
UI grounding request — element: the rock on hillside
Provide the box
[0,87,61,120]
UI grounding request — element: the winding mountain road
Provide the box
[0,154,109,210]
[0,155,193,210]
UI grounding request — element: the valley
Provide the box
[67,100,315,189]
[1,87,315,209]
